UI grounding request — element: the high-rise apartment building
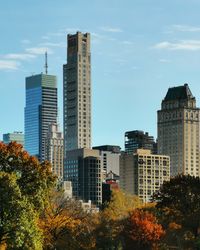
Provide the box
[64,148,102,206]
[3,131,24,146]
[25,73,57,161]
[125,130,157,154]
[120,149,170,203]
[157,84,200,176]
[63,32,91,152]
[45,123,63,179]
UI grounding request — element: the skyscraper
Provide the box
[63,32,91,152]
[157,84,200,177]
[63,32,102,205]
[25,73,57,161]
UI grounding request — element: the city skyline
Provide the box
[2,1,200,149]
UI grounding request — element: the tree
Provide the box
[39,191,97,250]
[153,175,200,249]
[0,142,56,211]
[122,209,165,250]
[103,189,142,220]
[0,172,42,249]
[95,190,142,249]
[0,142,56,249]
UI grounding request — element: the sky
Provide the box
[1,0,200,149]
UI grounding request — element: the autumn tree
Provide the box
[95,190,142,249]
[122,209,165,250]
[103,189,142,220]
[0,142,56,249]
[0,142,56,211]
[39,190,97,250]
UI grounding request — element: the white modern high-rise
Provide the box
[158,84,200,177]
[63,32,91,152]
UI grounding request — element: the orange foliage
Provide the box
[38,205,81,248]
[125,209,165,245]
[168,222,182,230]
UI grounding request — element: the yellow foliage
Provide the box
[0,243,6,250]
[103,189,142,221]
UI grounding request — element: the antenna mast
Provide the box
[45,51,48,74]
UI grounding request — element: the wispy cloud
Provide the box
[0,60,20,70]
[170,24,200,32]
[4,53,36,61]
[100,26,123,33]
[154,40,200,51]
[121,40,133,45]
[159,59,171,63]
[40,42,65,48]
[25,47,53,55]
[91,32,105,44]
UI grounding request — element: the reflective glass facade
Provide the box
[25,87,41,157]
[25,74,57,160]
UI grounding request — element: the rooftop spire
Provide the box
[45,51,48,74]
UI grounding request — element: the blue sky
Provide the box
[1,0,200,149]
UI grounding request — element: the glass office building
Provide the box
[25,73,57,161]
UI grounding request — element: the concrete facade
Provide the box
[63,32,91,152]
[93,145,121,176]
[120,149,170,203]
[158,84,200,177]
[45,123,64,179]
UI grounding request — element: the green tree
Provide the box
[0,172,42,249]
[0,142,56,211]
[0,142,56,249]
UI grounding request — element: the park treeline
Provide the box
[0,142,200,250]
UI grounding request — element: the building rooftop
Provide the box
[164,83,194,101]
[93,145,121,153]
